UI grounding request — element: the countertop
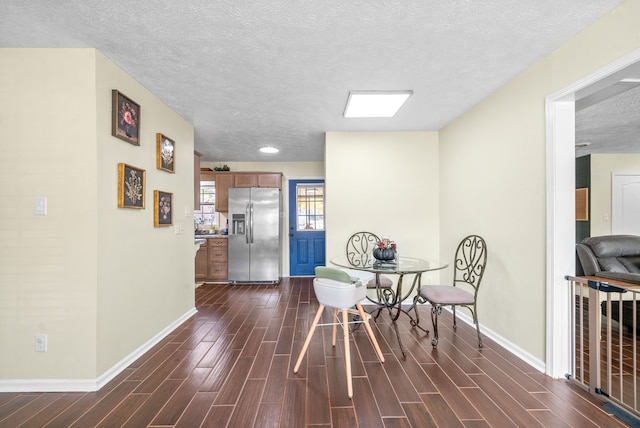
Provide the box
[195,233,228,238]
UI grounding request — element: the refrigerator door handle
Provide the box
[249,202,255,244]
[245,203,250,244]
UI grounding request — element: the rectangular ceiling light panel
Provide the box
[344,90,413,118]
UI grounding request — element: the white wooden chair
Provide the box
[293,266,385,398]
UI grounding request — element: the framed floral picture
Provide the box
[117,163,145,209]
[156,133,175,173]
[112,90,140,146]
[154,190,173,226]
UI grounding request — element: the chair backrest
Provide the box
[346,231,380,267]
[315,266,353,283]
[453,235,487,297]
[314,266,364,308]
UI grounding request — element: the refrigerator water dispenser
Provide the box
[232,213,245,235]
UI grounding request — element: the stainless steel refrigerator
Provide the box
[228,187,281,284]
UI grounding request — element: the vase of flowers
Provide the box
[373,237,397,261]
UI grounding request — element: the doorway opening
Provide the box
[546,48,640,378]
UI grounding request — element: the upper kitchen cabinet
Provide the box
[199,169,281,221]
[213,173,234,213]
[212,172,282,212]
[194,151,202,210]
[234,173,257,188]
[257,173,282,188]
[234,172,282,189]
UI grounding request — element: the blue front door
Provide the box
[289,179,325,276]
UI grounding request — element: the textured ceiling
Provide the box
[575,78,640,158]
[0,0,631,162]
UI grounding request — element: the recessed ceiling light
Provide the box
[259,146,279,154]
[344,90,413,118]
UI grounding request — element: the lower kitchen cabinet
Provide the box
[207,237,228,282]
[195,237,228,283]
[195,241,208,282]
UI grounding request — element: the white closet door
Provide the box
[612,173,640,235]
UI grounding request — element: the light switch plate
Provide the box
[34,197,47,215]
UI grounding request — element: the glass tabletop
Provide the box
[331,255,447,275]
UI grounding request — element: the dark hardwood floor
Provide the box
[0,277,630,427]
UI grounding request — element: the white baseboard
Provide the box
[0,307,197,392]
[373,302,546,373]
[451,309,546,373]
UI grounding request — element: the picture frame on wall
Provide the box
[154,190,173,226]
[112,90,140,146]
[576,188,589,221]
[156,133,175,173]
[117,163,145,209]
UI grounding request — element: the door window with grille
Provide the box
[296,184,324,231]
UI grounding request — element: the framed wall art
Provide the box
[156,133,175,173]
[154,190,173,226]
[117,163,145,209]
[112,90,140,146]
[576,187,589,221]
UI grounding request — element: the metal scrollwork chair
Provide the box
[413,235,487,348]
[346,231,395,308]
[293,267,384,398]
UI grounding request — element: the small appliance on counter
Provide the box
[228,187,280,284]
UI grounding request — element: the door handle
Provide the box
[288,233,294,237]
[245,204,250,244]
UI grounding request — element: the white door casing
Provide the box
[546,48,640,379]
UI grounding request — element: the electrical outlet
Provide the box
[35,334,47,352]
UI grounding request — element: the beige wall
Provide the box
[439,0,640,362]
[0,49,195,387]
[0,49,99,380]
[95,51,196,377]
[590,154,640,236]
[325,132,441,294]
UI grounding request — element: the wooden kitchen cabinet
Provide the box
[195,241,208,282]
[234,172,282,189]
[210,171,282,213]
[234,173,257,188]
[257,173,282,188]
[212,173,233,213]
[194,151,202,210]
[208,238,228,282]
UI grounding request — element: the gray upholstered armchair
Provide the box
[576,234,640,284]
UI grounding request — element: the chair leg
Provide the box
[293,304,325,373]
[355,304,385,363]
[332,308,339,346]
[343,309,353,398]
[452,306,457,329]
[472,305,483,348]
[410,296,429,334]
[430,304,442,348]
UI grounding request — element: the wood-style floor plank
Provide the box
[0,278,635,427]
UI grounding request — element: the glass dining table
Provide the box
[331,255,447,356]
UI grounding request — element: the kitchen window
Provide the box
[194,180,217,227]
[296,184,324,231]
